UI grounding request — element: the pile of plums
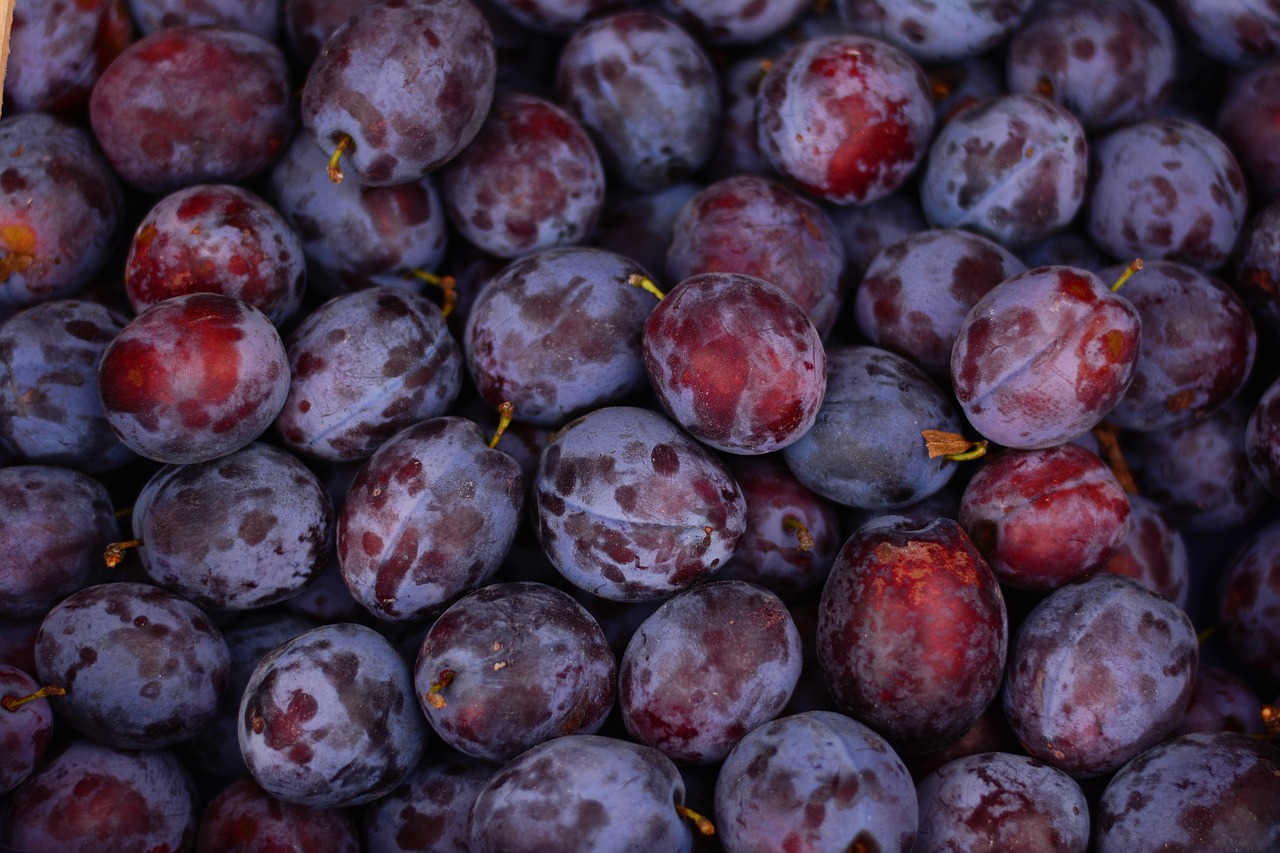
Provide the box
[2,0,1280,850]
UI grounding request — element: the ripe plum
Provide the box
[837,0,1033,63]
[6,0,132,115]
[1218,520,1280,683]
[196,778,360,852]
[0,664,60,796]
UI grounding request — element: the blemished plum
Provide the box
[88,26,294,194]
[0,664,60,796]
[6,0,132,115]
[414,581,616,762]
[1102,493,1190,609]
[0,465,116,620]
[913,752,1089,853]
[1003,573,1197,777]
[125,184,306,326]
[1087,118,1248,272]
[1101,260,1255,431]
[301,0,495,186]
[959,444,1131,590]
[781,345,962,510]
[268,134,450,298]
[131,443,333,610]
[361,751,496,853]
[714,710,919,853]
[439,91,605,258]
[1,739,197,853]
[853,228,1026,377]
[1217,60,1280,204]
[1006,0,1176,131]
[533,406,746,601]
[556,11,720,192]
[1126,399,1270,532]
[837,0,1032,63]
[127,0,280,40]
[665,175,846,339]
[1234,199,1280,339]
[0,300,136,473]
[643,272,826,454]
[196,778,360,853]
[717,455,842,598]
[35,581,230,750]
[464,248,657,426]
[1218,520,1280,683]
[239,623,428,809]
[950,265,1141,449]
[468,734,697,853]
[755,32,935,205]
[620,580,801,765]
[97,292,291,465]
[276,287,463,461]
[817,516,1007,753]
[0,113,124,308]
[1095,732,1280,851]
[337,417,524,621]
[920,94,1089,247]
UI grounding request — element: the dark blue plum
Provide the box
[1087,118,1247,272]
[337,417,524,621]
[854,228,1025,377]
[1006,0,1176,131]
[1003,573,1197,777]
[132,443,332,610]
[914,752,1089,852]
[275,287,463,462]
[35,581,230,750]
[921,94,1088,247]
[715,710,918,853]
[782,346,962,510]
[468,734,696,853]
[534,405,746,601]
[464,248,657,427]
[268,134,450,298]
[0,465,116,620]
[414,581,615,763]
[301,0,495,186]
[0,113,123,308]
[1095,732,1280,851]
[620,580,801,765]
[239,622,428,808]
[556,11,720,192]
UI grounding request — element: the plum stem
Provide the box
[424,668,456,709]
[412,270,457,317]
[2,685,65,712]
[1262,705,1279,737]
[489,402,514,449]
[1197,625,1216,644]
[1110,258,1143,292]
[104,539,143,568]
[782,515,814,551]
[921,430,987,461]
[114,506,132,519]
[327,133,353,184]
[1090,422,1139,494]
[627,274,665,300]
[675,804,715,836]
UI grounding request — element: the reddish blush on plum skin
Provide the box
[950,264,1141,449]
[98,292,290,465]
[643,272,826,455]
[817,516,1008,754]
[960,444,1132,591]
[755,32,936,205]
